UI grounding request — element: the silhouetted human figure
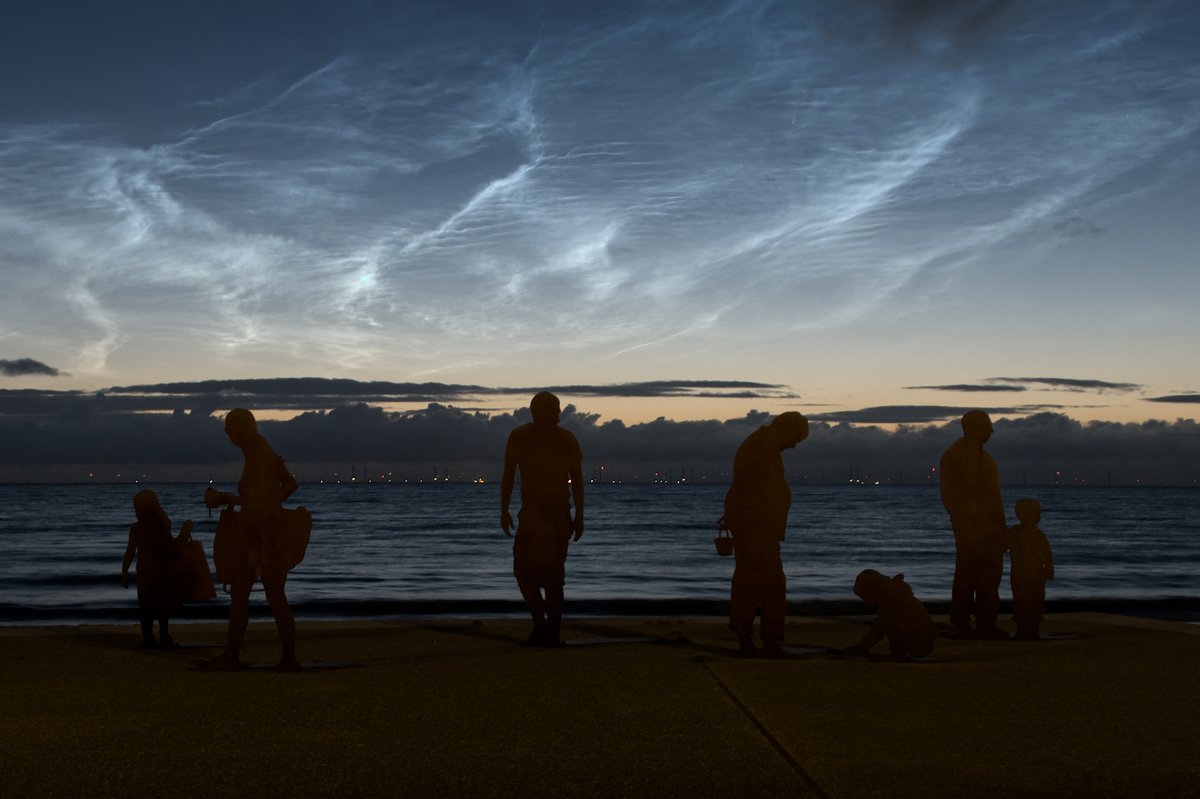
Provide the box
[720,412,809,658]
[201,408,301,671]
[940,410,1008,639]
[501,392,584,646]
[1007,499,1055,641]
[121,490,193,649]
[842,569,936,659]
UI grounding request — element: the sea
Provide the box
[1,483,1198,625]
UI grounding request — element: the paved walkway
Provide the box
[1,614,1197,797]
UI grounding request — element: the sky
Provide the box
[2,1,1199,479]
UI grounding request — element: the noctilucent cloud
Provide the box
[2,1,1198,424]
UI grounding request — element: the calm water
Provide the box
[1,483,1198,624]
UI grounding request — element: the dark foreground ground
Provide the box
[1,614,1197,798]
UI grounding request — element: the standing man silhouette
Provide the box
[722,411,809,657]
[501,392,584,646]
[940,410,1007,639]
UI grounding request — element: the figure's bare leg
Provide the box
[973,557,1007,639]
[516,576,546,621]
[515,576,547,643]
[1013,597,1040,640]
[200,580,251,670]
[729,568,758,656]
[139,612,157,648]
[159,615,174,649]
[886,634,912,660]
[758,619,791,659]
[950,557,973,634]
[977,559,1001,623]
[262,568,299,671]
[226,580,251,656]
[758,568,787,658]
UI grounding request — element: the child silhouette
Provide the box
[1007,499,1055,641]
[121,490,193,649]
[842,569,936,659]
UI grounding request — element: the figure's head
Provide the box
[1015,498,1041,525]
[769,411,809,450]
[529,391,561,426]
[133,489,168,528]
[961,410,993,443]
[224,407,258,446]
[853,569,890,605]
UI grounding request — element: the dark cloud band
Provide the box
[905,384,1027,392]
[0,358,63,377]
[2,406,1197,486]
[0,378,794,417]
[985,377,1142,392]
[807,404,1064,425]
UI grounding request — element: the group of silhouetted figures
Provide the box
[123,408,305,670]
[717,407,1053,660]
[121,396,1053,669]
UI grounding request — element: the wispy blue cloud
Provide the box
[0,1,1196,404]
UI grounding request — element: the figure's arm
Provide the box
[992,499,1008,543]
[843,619,886,656]
[204,486,240,509]
[938,451,956,513]
[976,458,1008,553]
[570,459,585,541]
[721,485,739,534]
[278,457,298,501]
[1004,525,1018,553]
[987,460,1007,538]
[1041,531,1055,580]
[727,457,769,537]
[500,436,517,537]
[121,525,136,588]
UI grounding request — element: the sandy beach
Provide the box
[1,614,1197,798]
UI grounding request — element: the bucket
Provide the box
[714,525,734,557]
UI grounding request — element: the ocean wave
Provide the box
[3,596,1199,626]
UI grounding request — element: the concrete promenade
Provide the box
[1,615,1197,797]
